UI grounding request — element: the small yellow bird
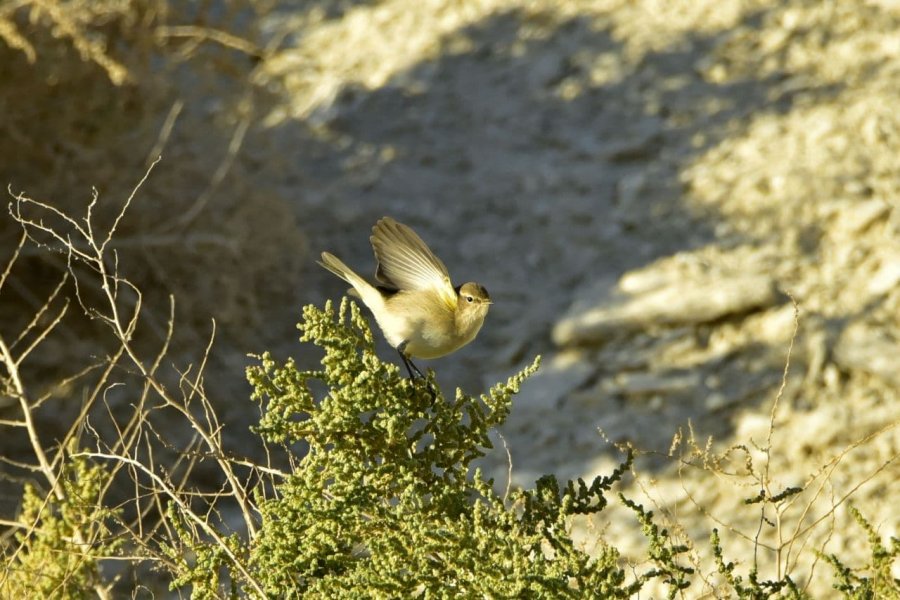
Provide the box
[319,217,492,378]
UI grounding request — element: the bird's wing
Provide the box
[370,217,456,308]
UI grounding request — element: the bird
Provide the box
[318,217,492,379]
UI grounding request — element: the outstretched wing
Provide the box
[370,217,456,308]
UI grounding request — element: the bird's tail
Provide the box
[318,252,376,303]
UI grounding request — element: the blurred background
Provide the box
[1,0,898,594]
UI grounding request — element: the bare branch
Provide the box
[77,451,266,597]
[100,156,160,254]
[0,230,26,292]
[0,338,61,499]
[10,271,68,350]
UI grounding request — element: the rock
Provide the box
[832,199,890,236]
[833,321,900,386]
[619,266,675,295]
[552,272,779,346]
[601,117,664,162]
[607,371,701,397]
[705,392,729,411]
[867,249,900,297]
[616,171,649,207]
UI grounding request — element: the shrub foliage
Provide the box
[173,299,641,597]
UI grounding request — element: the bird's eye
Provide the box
[465,295,474,303]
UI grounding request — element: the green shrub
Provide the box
[0,450,122,598]
[823,507,900,600]
[165,299,647,597]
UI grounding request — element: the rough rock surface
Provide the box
[552,269,779,345]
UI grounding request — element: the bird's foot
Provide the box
[397,344,436,401]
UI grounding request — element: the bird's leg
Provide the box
[397,342,436,400]
[402,355,425,380]
[396,341,425,380]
